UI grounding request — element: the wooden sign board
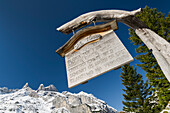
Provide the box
[65,30,133,88]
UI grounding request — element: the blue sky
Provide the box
[0,0,169,111]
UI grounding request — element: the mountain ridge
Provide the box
[0,83,118,113]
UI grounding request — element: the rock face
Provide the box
[37,84,58,92]
[0,87,18,94]
[37,84,45,91]
[0,84,117,113]
[52,91,116,113]
[22,82,29,89]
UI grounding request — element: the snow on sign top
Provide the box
[56,20,133,88]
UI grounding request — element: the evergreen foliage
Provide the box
[121,64,162,113]
[129,6,170,108]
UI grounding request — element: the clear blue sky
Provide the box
[0,0,169,111]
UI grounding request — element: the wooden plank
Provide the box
[57,8,142,34]
[56,8,170,82]
[65,31,134,88]
[56,20,118,57]
[74,34,102,51]
[135,28,170,82]
[81,81,88,84]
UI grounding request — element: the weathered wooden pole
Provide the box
[118,14,170,82]
[57,8,170,82]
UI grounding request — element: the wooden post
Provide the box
[57,8,170,82]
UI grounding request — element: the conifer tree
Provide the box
[128,6,170,108]
[121,64,162,113]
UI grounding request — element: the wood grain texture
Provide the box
[65,31,134,88]
[56,8,170,82]
[135,28,170,82]
[56,20,118,57]
[57,8,141,34]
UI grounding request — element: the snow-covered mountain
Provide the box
[0,83,117,113]
[0,87,18,94]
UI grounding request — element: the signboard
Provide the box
[65,30,133,88]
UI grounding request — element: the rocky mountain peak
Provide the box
[0,84,117,113]
[37,84,58,92]
[45,84,58,92]
[0,87,18,94]
[37,84,45,91]
[22,83,29,89]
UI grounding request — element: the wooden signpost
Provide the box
[65,30,133,88]
[56,20,133,88]
[56,8,170,84]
